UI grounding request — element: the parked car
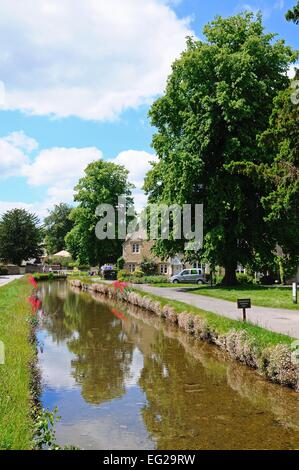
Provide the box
[170,268,207,284]
[103,270,117,280]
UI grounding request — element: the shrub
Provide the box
[117,269,131,281]
[133,268,144,278]
[236,272,256,285]
[117,256,125,270]
[128,275,168,284]
[140,259,157,275]
[260,344,299,387]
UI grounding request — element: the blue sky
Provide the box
[0,0,298,218]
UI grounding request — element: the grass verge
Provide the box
[153,283,298,310]
[0,277,35,449]
[130,287,293,350]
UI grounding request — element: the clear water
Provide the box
[37,281,299,450]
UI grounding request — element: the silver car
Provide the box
[170,268,206,284]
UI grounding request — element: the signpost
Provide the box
[293,283,298,305]
[237,298,251,322]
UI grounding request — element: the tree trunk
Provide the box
[222,262,238,286]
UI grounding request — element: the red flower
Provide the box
[28,275,38,289]
[113,280,128,292]
[28,295,42,314]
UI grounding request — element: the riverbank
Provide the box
[70,279,299,391]
[0,277,36,449]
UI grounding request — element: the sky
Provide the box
[0,0,298,219]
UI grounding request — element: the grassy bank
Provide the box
[154,284,298,310]
[130,287,293,350]
[70,279,299,390]
[0,277,35,449]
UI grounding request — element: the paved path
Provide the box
[133,284,299,339]
[0,275,23,288]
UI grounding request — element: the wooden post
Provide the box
[242,308,246,322]
[293,282,297,304]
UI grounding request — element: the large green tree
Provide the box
[44,203,74,255]
[286,1,299,24]
[143,13,296,285]
[258,80,299,275]
[66,160,133,266]
[0,209,43,265]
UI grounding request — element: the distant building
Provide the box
[122,229,204,276]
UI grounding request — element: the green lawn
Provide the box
[131,287,294,350]
[153,283,298,310]
[0,277,35,449]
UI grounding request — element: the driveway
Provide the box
[0,275,23,288]
[134,284,299,339]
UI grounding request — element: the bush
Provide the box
[117,257,125,270]
[236,272,256,285]
[133,268,144,278]
[117,269,131,281]
[78,265,90,271]
[140,259,157,275]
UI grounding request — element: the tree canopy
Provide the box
[258,80,299,272]
[44,203,74,255]
[0,209,43,265]
[286,1,299,24]
[144,12,297,284]
[66,160,133,266]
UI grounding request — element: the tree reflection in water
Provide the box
[40,282,134,405]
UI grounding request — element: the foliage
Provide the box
[143,12,297,285]
[33,407,61,450]
[116,256,125,270]
[117,269,169,284]
[45,255,73,266]
[133,268,144,278]
[44,203,74,255]
[258,84,299,267]
[140,258,158,275]
[33,407,79,450]
[236,272,257,285]
[286,1,299,24]
[0,209,43,266]
[32,273,67,281]
[66,160,134,266]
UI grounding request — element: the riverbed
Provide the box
[37,280,299,450]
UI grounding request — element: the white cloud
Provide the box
[4,130,38,153]
[0,132,154,217]
[113,149,157,189]
[0,134,29,178]
[0,200,50,220]
[24,146,102,187]
[113,149,157,212]
[0,0,193,121]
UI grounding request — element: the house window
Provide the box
[128,264,136,273]
[160,264,168,274]
[132,243,140,253]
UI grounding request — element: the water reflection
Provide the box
[38,281,299,450]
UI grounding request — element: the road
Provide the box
[133,284,299,339]
[0,275,23,288]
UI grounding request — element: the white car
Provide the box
[170,268,206,284]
